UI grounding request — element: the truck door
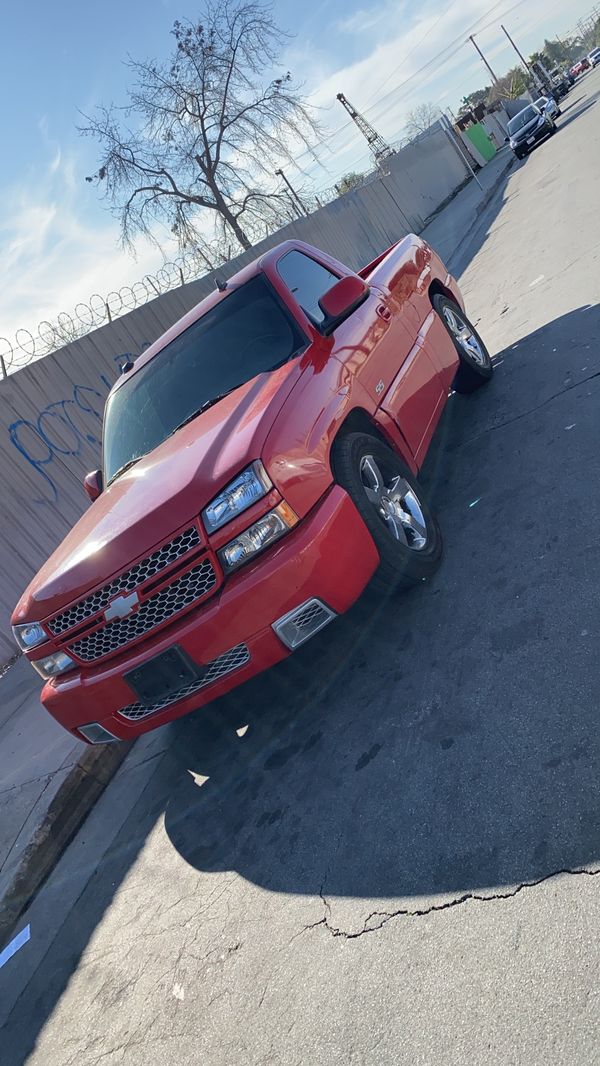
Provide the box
[276,248,445,461]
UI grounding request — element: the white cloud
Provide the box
[0,0,592,338]
[290,0,591,186]
[0,152,174,343]
[337,7,389,35]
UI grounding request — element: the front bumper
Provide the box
[513,124,551,152]
[43,486,380,741]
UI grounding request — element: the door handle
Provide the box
[376,304,391,322]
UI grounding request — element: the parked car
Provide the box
[571,57,591,77]
[534,95,561,119]
[588,47,600,68]
[550,67,573,94]
[507,103,556,159]
[12,238,494,744]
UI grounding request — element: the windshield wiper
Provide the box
[106,456,143,486]
[168,385,243,437]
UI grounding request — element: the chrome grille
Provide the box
[69,559,216,662]
[49,526,202,636]
[118,644,251,721]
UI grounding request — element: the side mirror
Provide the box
[83,470,103,502]
[318,276,370,336]
[504,135,509,143]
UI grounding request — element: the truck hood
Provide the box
[14,360,305,623]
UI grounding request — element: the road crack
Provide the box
[302,866,600,940]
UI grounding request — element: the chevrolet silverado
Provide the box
[12,237,493,743]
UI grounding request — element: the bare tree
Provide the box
[81,2,320,253]
[405,102,440,138]
[336,171,366,194]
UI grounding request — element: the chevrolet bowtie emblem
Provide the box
[104,591,139,622]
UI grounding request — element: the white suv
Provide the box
[588,48,600,68]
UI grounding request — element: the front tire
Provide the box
[332,433,442,594]
[433,294,493,394]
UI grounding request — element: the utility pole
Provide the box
[439,113,483,190]
[336,93,394,164]
[500,23,543,92]
[275,169,310,218]
[468,34,499,84]
[500,24,531,71]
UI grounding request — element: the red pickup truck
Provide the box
[12,237,492,743]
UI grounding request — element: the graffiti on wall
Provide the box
[8,348,150,505]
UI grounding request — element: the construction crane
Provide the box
[336,93,394,164]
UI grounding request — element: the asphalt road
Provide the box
[3,73,600,1065]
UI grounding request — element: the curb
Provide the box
[474,153,515,219]
[447,154,516,272]
[0,740,133,950]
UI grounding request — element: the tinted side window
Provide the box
[277,251,340,326]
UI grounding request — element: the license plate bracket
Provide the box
[125,646,201,707]
[527,136,535,144]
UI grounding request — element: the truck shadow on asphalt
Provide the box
[163,301,600,900]
[4,304,600,1059]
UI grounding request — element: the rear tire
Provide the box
[332,433,442,594]
[433,294,493,394]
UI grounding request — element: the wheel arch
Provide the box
[330,407,416,479]
[428,278,456,307]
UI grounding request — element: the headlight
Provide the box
[218,503,298,572]
[202,461,272,533]
[12,621,48,651]
[31,651,76,680]
[510,139,517,148]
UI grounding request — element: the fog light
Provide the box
[78,722,120,744]
[219,502,298,572]
[31,650,76,680]
[272,598,337,650]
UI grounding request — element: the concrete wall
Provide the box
[0,124,469,657]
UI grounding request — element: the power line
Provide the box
[363,0,461,105]
[291,0,596,187]
[289,0,531,174]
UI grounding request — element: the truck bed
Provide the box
[357,235,415,281]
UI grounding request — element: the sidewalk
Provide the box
[422,148,515,268]
[0,657,132,946]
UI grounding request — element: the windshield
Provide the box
[102,275,306,483]
[508,107,538,134]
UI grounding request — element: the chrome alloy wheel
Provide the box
[359,455,428,551]
[442,306,488,367]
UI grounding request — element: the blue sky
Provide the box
[0,0,593,339]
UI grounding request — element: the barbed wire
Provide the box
[0,133,420,378]
[0,249,219,378]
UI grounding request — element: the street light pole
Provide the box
[468,34,500,84]
[275,169,310,218]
